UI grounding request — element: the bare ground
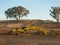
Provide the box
[0,34,60,45]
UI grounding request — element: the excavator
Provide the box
[10,25,57,36]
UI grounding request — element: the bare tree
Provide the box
[50,7,60,23]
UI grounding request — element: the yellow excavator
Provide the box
[11,25,57,36]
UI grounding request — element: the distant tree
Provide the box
[5,6,29,20]
[50,7,60,23]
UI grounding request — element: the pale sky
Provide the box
[0,0,60,21]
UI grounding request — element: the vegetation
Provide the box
[50,7,60,23]
[5,6,29,20]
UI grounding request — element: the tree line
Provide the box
[5,6,60,23]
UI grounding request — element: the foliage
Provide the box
[50,7,60,23]
[5,6,29,20]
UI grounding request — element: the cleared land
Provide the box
[0,35,60,45]
[0,20,60,45]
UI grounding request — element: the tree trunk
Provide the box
[15,16,18,20]
[19,15,20,20]
[56,14,59,23]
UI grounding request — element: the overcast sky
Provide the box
[0,0,60,21]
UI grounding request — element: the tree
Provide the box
[50,7,60,23]
[5,6,29,20]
